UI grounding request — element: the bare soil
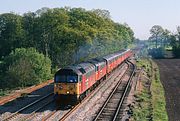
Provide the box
[155,59,180,121]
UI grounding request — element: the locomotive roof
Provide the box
[102,49,129,61]
[87,58,106,66]
[56,66,82,75]
[56,49,131,76]
[60,62,95,75]
[102,53,119,61]
[115,49,127,56]
[113,49,130,57]
[77,62,95,74]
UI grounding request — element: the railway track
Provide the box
[0,80,53,105]
[2,92,54,121]
[2,61,134,121]
[39,92,92,121]
[39,63,128,121]
[93,60,136,121]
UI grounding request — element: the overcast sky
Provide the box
[0,0,180,40]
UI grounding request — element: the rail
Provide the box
[93,60,136,121]
[2,92,54,121]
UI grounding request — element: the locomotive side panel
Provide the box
[100,62,107,79]
[78,63,96,95]
[80,71,96,94]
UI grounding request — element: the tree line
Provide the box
[0,7,134,91]
[148,25,180,58]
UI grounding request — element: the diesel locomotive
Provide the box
[54,49,133,105]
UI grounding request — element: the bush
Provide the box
[2,48,52,89]
[148,47,165,58]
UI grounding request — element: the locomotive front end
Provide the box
[54,68,80,105]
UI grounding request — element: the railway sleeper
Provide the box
[111,93,123,98]
[102,110,115,114]
[98,115,114,120]
[106,102,119,107]
[109,98,121,102]
[103,108,116,111]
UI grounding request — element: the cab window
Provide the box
[67,76,77,83]
[55,75,66,83]
[55,75,78,83]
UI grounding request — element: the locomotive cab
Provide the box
[54,68,82,105]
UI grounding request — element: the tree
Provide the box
[149,25,164,48]
[162,29,171,48]
[0,13,25,59]
[170,26,180,57]
[0,7,135,68]
[2,48,51,89]
[92,9,111,19]
[22,12,37,48]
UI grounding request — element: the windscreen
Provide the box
[55,75,78,83]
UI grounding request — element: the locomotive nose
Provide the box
[55,83,78,95]
[59,86,63,89]
[54,83,79,105]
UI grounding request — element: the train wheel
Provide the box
[79,94,83,103]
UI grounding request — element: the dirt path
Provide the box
[155,59,180,121]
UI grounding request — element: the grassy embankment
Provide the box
[132,59,168,121]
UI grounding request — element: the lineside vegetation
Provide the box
[132,59,168,121]
[0,48,52,93]
[150,60,168,121]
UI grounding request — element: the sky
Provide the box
[0,0,180,40]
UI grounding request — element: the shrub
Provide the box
[2,48,52,89]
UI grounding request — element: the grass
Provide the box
[132,59,168,121]
[0,90,5,96]
[132,59,152,121]
[132,89,152,121]
[0,89,11,97]
[136,59,151,75]
[150,61,168,121]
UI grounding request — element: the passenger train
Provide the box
[54,49,133,105]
